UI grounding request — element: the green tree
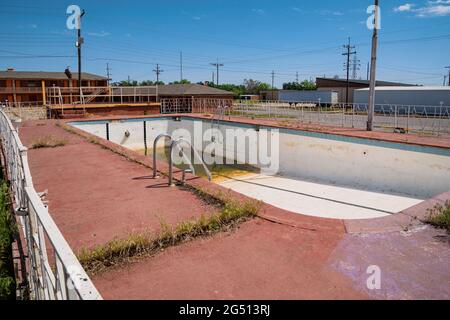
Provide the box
[170,79,191,84]
[243,79,271,94]
[207,82,245,98]
[111,80,165,86]
[282,80,316,90]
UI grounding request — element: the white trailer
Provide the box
[278,90,338,104]
[354,86,450,114]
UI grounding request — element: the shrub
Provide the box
[30,135,67,149]
[425,201,450,232]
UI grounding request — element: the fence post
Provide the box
[437,102,443,136]
[395,105,398,128]
[407,106,410,133]
[144,121,147,155]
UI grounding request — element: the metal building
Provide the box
[354,86,450,106]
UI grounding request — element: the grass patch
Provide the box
[30,135,68,149]
[78,193,261,274]
[425,201,450,232]
[0,175,16,300]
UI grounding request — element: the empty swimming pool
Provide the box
[70,116,450,220]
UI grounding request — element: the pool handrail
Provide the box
[152,134,173,178]
[168,138,212,186]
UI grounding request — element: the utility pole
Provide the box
[153,64,164,83]
[366,62,370,80]
[367,0,380,131]
[271,70,275,100]
[342,37,356,106]
[296,71,299,83]
[106,63,112,86]
[210,58,224,85]
[351,54,361,79]
[76,9,85,100]
[446,66,450,86]
[271,70,275,89]
[212,71,215,84]
[180,51,183,82]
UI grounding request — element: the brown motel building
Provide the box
[0,68,108,106]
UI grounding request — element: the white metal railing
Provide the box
[0,109,102,300]
[0,87,43,94]
[0,101,44,108]
[160,97,233,114]
[46,86,158,106]
[231,101,450,136]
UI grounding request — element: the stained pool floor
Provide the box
[139,147,423,220]
[219,174,423,219]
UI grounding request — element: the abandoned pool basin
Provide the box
[69,116,450,220]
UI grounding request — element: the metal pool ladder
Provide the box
[152,134,212,186]
[211,105,230,129]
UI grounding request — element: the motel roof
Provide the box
[316,77,417,87]
[114,84,234,96]
[0,70,107,81]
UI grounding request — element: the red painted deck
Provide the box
[18,117,450,300]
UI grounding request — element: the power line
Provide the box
[180,51,183,81]
[153,64,164,82]
[446,66,450,86]
[351,54,361,79]
[106,63,112,85]
[271,70,275,90]
[210,59,224,85]
[342,37,356,105]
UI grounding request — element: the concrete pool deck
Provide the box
[219,174,423,219]
[17,116,450,299]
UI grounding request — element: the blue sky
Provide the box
[0,0,449,87]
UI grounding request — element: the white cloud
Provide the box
[416,4,450,16]
[394,3,414,12]
[17,24,38,29]
[252,8,265,16]
[292,8,344,16]
[87,31,111,37]
[394,1,450,16]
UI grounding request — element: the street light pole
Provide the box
[76,9,85,102]
[367,0,379,131]
[446,66,450,86]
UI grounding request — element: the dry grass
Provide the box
[30,135,68,149]
[425,201,450,232]
[78,194,261,274]
[58,122,263,274]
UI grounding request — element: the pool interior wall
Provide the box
[70,117,450,219]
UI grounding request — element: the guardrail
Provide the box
[0,87,43,94]
[0,109,102,300]
[46,86,159,106]
[232,101,450,136]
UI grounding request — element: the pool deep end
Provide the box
[70,117,450,219]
